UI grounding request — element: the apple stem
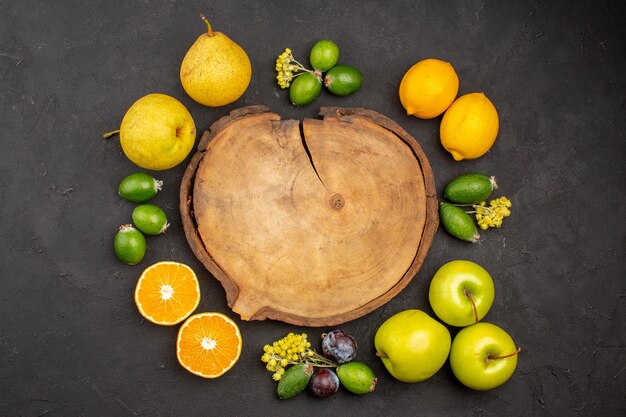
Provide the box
[199,13,214,36]
[464,289,479,323]
[102,129,120,139]
[488,347,521,361]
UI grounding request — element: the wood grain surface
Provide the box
[180,106,438,326]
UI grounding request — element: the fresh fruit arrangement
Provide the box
[261,330,376,399]
[399,59,499,160]
[374,260,520,390]
[275,39,362,105]
[439,172,512,242]
[111,164,242,378]
[100,10,524,396]
[113,173,169,264]
[131,261,242,378]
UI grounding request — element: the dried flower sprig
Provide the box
[261,333,337,381]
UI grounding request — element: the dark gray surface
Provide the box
[1,0,625,416]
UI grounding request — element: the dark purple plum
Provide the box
[321,330,357,364]
[308,368,340,398]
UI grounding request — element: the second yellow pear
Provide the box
[180,15,252,107]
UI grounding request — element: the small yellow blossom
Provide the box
[474,196,512,230]
[260,332,338,381]
[274,48,312,89]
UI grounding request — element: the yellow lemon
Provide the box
[440,93,499,161]
[399,59,459,119]
[119,94,196,170]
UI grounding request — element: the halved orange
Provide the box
[176,312,242,378]
[134,261,200,325]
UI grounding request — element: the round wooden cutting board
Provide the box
[180,106,438,326]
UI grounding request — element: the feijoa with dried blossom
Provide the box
[440,173,513,242]
[261,332,337,381]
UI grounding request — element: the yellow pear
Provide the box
[180,15,252,107]
[111,93,196,171]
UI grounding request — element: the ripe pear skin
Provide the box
[119,93,196,170]
[180,19,252,107]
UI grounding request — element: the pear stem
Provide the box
[102,129,120,139]
[464,289,479,323]
[200,13,214,36]
[488,347,522,361]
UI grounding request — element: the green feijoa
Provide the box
[444,173,498,204]
[114,224,146,265]
[439,202,480,243]
[324,65,363,96]
[310,39,340,71]
[289,72,322,106]
[118,172,163,203]
[277,363,314,400]
[336,361,377,394]
[132,204,169,235]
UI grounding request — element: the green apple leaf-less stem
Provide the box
[487,347,521,363]
[463,289,479,323]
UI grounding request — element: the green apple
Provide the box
[450,322,520,390]
[429,260,494,327]
[374,309,451,383]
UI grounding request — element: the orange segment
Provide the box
[176,312,242,378]
[134,261,200,325]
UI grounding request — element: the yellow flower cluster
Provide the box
[261,332,336,381]
[275,48,309,89]
[474,197,512,230]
